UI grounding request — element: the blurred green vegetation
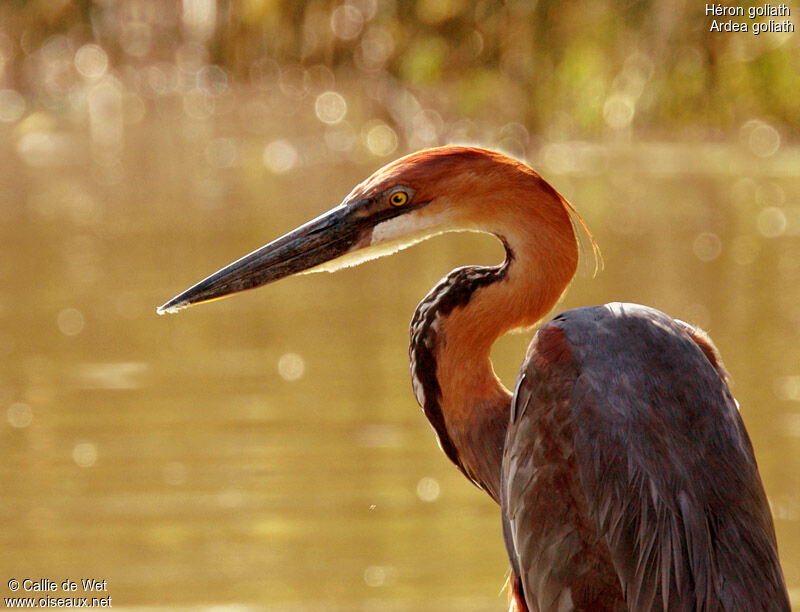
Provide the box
[0,0,798,139]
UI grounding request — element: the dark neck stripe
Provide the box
[409,254,511,479]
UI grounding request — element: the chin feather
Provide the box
[304,210,459,275]
[303,229,448,274]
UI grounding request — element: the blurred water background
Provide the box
[1,1,799,609]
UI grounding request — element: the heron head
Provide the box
[157,146,570,314]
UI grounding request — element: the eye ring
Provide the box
[389,191,409,206]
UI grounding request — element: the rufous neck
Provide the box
[432,201,579,501]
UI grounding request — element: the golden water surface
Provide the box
[2,106,800,610]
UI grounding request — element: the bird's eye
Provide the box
[389,191,409,206]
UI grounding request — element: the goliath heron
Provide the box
[158,146,789,611]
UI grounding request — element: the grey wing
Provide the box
[502,304,789,612]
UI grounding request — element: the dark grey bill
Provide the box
[157,203,365,314]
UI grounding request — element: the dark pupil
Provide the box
[393,194,403,203]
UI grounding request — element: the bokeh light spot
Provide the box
[742,120,781,158]
[416,476,441,502]
[17,131,75,167]
[57,308,85,336]
[603,94,635,129]
[263,140,298,173]
[359,26,394,70]
[7,402,33,428]
[364,123,398,157]
[363,565,397,587]
[314,91,347,124]
[0,89,26,122]
[74,44,109,80]
[692,232,722,262]
[278,353,305,381]
[330,4,364,40]
[757,207,786,238]
[72,442,98,468]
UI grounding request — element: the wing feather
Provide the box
[501,304,789,611]
[568,304,789,610]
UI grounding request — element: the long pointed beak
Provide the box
[157,203,367,314]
